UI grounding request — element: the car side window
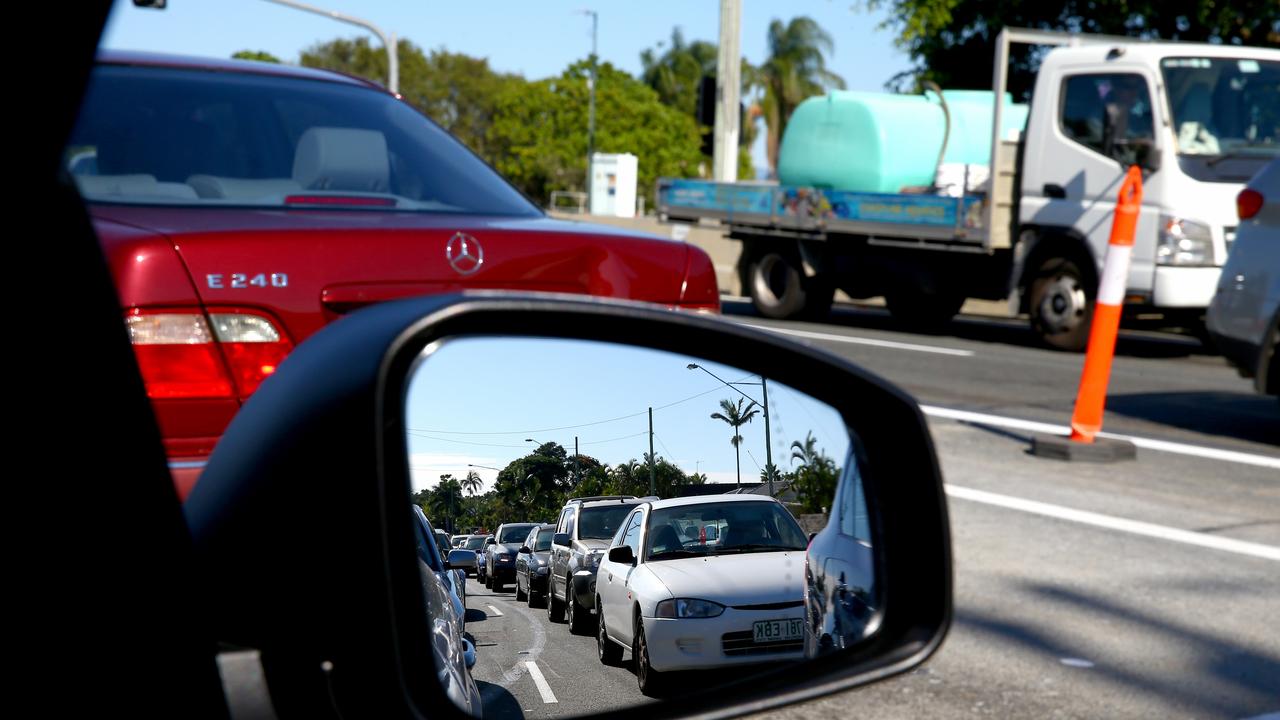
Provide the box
[610,510,637,547]
[556,508,571,534]
[622,511,644,556]
[1060,73,1155,164]
[565,510,577,540]
[838,459,872,544]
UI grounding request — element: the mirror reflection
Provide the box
[404,336,877,717]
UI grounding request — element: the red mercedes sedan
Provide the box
[69,51,719,497]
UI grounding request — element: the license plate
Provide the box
[752,618,803,643]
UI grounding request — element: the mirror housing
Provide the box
[553,532,571,547]
[445,549,476,570]
[485,537,496,546]
[519,546,532,554]
[608,545,636,565]
[186,292,951,719]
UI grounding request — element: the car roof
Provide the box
[498,522,539,528]
[643,494,784,511]
[577,497,650,509]
[96,49,385,91]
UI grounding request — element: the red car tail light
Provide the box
[1238,189,1264,221]
[125,309,292,401]
[207,312,293,398]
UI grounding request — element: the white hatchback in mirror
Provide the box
[595,495,810,693]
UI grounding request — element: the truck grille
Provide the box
[721,631,803,657]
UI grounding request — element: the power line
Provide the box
[407,373,754,436]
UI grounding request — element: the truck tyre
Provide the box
[747,250,833,320]
[885,289,965,329]
[1029,257,1093,352]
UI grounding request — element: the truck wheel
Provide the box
[748,250,832,320]
[886,289,965,329]
[1029,258,1092,352]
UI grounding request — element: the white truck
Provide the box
[656,28,1280,350]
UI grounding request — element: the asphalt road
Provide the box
[458,302,1278,719]
[463,575,657,718]
[726,301,1280,720]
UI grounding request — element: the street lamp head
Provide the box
[687,363,699,370]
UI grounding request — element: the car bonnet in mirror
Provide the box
[404,336,879,716]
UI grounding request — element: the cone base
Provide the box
[1031,433,1136,463]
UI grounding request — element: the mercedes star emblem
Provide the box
[445,232,484,276]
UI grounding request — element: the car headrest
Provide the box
[292,127,390,193]
[1178,84,1214,126]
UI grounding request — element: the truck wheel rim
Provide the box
[1039,276,1087,332]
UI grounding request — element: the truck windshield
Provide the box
[65,64,541,216]
[1161,57,1280,159]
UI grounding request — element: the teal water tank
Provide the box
[777,90,1029,193]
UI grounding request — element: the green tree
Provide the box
[427,474,465,534]
[487,60,704,207]
[299,37,520,156]
[710,397,761,487]
[640,29,760,178]
[789,432,840,514]
[758,17,847,174]
[232,50,282,64]
[864,0,1280,98]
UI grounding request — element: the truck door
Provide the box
[1023,70,1162,297]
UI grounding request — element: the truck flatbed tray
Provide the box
[658,178,988,243]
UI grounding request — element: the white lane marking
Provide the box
[486,604,504,617]
[524,661,558,704]
[497,596,547,686]
[922,405,1280,471]
[946,485,1280,562]
[1059,657,1095,668]
[743,323,975,357]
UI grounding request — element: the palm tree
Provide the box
[461,470,483,496]
[759,17,846,174]
[428,475,465,534]
[640,28,719,116]
[711,397,760,486]
[791,431,821,469]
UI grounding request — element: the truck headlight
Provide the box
[655,598,726,619]
[1157,216,1215,266]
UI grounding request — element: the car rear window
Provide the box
[65,64,541,216]
[498,525,533,544]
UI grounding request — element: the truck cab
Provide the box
[1018,42,1279,347]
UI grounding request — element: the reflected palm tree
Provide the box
[711,397,760,486]
[462,470,483,496]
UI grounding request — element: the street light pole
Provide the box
[578,9,598,212]
[687,363,774,497]
[262,0,398,94]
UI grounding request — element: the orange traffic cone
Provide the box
[1069,166,1144,443]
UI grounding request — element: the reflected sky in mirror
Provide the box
[405,336,849,496]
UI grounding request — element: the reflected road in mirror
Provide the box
[405,337,878,718]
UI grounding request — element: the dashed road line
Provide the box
[486,604,504,617]
[946,485,1280,561]
[525,661,558,704]
[923,405,1280,470]
[741,323,976,356]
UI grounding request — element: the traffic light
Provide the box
[696,75,717,157]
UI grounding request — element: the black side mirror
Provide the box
[485,538,496,546]
[552,533,570,547]
[518,546,532,554]
[1135,141,1161,172]
[187,293,950,720]
[608,545,636,565]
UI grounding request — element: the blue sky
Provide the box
[403,337,850,492]
[102,0,912,175]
